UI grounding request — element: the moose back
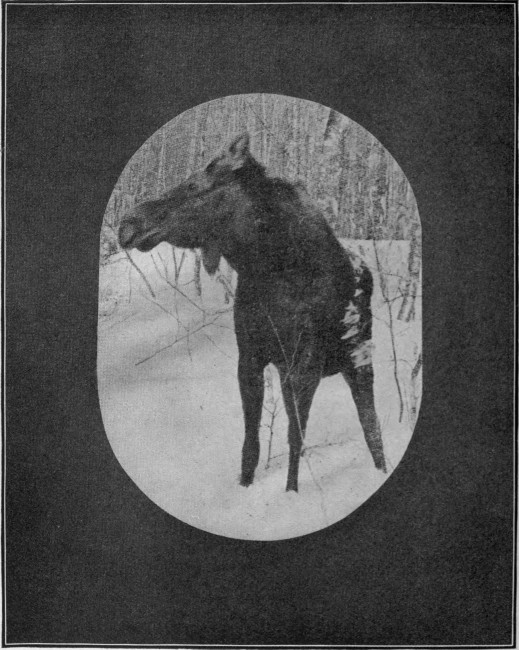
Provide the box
[118,133,387,492]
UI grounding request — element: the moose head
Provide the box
[118,133,263,275]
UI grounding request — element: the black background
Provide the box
[5,4,515,646]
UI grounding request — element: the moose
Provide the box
[118,133,387,492]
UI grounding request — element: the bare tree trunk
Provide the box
[194,251,202,297]
[398,223,421,321]
[408,352,422,427]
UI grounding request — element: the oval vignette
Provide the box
[97,94,422,540]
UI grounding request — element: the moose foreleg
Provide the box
[343,362,387,473]
[238,357,265,487]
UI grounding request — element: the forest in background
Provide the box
[101,94,421,264]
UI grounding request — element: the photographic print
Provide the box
[98,94,422,540]
[5,4,514,646]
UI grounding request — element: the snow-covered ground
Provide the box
[97,241,422,540]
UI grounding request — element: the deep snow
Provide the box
[97,241,421,540]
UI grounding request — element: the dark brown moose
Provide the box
[118,133,387,492]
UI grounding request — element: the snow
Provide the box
[97,241,421,540]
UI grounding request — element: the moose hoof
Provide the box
[240,474,254,487]
[285,482,299,493]
[374,457,387,473]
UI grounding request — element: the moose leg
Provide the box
[342,362,387,473]
[238,356,266,487]
[279,365,321,492]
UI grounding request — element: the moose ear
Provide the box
[226,133,250,168]
[201,242,221,276]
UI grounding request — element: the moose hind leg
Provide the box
[279,367,321,492]
[238,356,266,487]
[343,362,387,473]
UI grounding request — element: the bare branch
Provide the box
[135,315,226,366]
[106,221,156,299]
[125,251,156,299]
[371,240,405,423]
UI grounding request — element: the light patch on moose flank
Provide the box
[344,248,365,275]
[341,327,359,341]
[341,301,360,327]
[350,340,374,369]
